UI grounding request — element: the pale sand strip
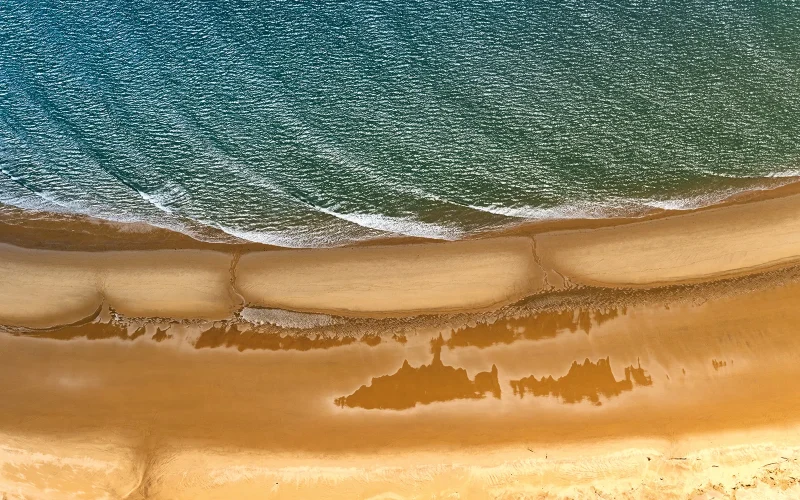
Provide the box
[0,245,103,328]
[102,437,800,500]
[537,192,800,287]
[4,432,800,500]
[236,236,541,316]
[0,244,237,328]
[0,433,139,500]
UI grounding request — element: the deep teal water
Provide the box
[2,1,800,246]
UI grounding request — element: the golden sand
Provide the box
[236,236,542,316]
[0,244,237,328]
[537,192,800,287]
[4,189,800,329]
[3,275,800,498]
[3,188,800,498]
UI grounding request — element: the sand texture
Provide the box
[3,272,800,498]
[3,190,800,329]
[236,236,542,316]
[536,193,800,287]
[0,244,237,328]
[3,188,800,498]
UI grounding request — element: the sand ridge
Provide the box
[536,192,800,287]
[0,244,238,328]
[236,236,543,317]
[3,189,800,329]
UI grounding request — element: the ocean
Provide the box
[1,0,800,247]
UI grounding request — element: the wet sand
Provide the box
[3,274,800,498]
[3,188,800,498]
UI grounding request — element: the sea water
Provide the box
[2,0,800,246]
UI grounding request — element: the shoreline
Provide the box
[3,180,800,328]
[2,175,799,253]
[4,181,800,498]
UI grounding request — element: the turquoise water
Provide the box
[2,1,800,246]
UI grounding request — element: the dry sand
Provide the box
[0,244,238,328]
[236,236,542,316]
[3,187,800,498]
[0,236,542,327]
[537,192,800,287]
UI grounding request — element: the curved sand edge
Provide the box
[235,236,542,317]
[537,192,800,288]
[0,237,543,329]
[2,191,800,328]
[0,245,240,329]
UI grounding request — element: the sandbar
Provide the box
[3,188,800,328]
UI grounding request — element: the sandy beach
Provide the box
[7,1,800,497]
[3,187,800,498]
[4,190,800,328]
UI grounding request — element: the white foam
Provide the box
[0,188,67,214]
[239,307,339,329]
[220,227,332,248]
[0,182,242,245]
[766,169,800,178]
[135,181,192,215]
[470,175,800,222]
[468,202,619,220]
[210,221,379,248]
[230,159,465,241]
[0,173,88,215]
[693,166,800,180]
[137,190,174,214]
[220,163,463,241]
[315,205,464,240]
[639,199,697,211]
[2,163,798,249]
[641,177,799,211]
